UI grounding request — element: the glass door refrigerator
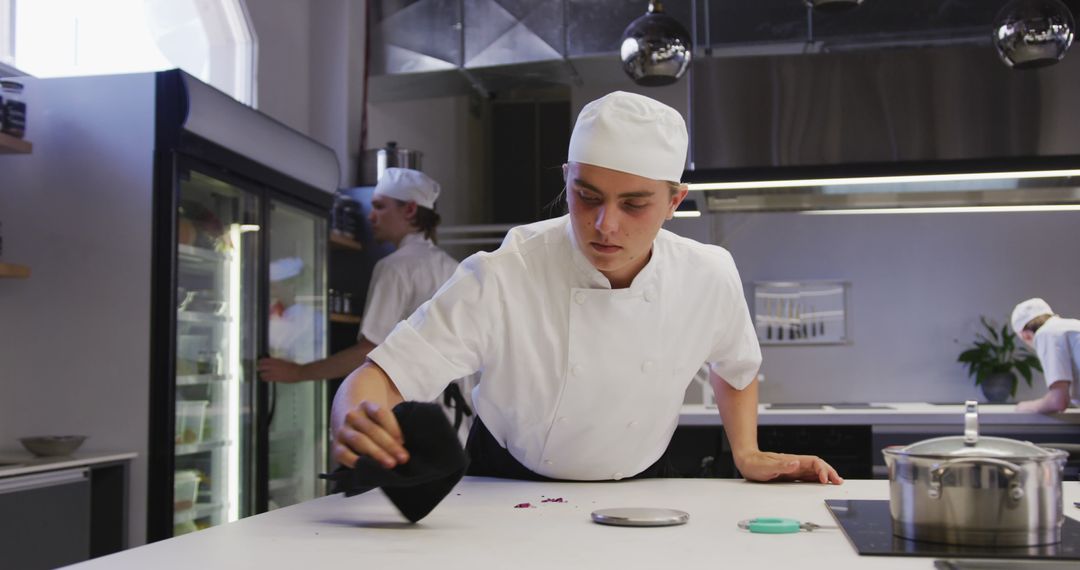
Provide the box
[0,69,338,545]
[148,70,335,541]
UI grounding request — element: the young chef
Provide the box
[1011,298,1079,413]
[330,92,843,484]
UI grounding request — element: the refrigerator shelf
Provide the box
[175,440,229,456]
[178,311,232,324]
[176,374,230,386]
[178,244,232,264]
[269,477,300,492]
[174,502,227,524]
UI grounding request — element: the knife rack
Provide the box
[753,281,849,345]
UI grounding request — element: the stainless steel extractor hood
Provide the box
[687,44,1080,212]
[366,1,1080,212]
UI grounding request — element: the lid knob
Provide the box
[963,400,979,446]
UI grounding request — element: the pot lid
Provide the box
[894,435,1061,458]
[887,401,1067,459]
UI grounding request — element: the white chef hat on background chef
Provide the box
[270,257,304,282]
[374,167,441,210]
[567,91,688,183]
[1011,297,1054,335]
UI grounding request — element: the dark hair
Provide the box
[393,199,441,242]
[1024,314,1054,334]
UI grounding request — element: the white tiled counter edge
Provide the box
[680,403,1080,427]
[0,451,138,478]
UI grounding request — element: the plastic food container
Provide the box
[175,400,209,444]
[174,470,200,511]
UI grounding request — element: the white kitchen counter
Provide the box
[0,451,137,478]
[680,403,1080,428]
[71,477,1080,569]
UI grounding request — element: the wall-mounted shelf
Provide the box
[329,313,361,324]
[329,232,363,252]
[0,262,31,278]
[0,132,32,154]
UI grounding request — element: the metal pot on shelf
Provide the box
[882,401,1067,547]
[358,141,422,186]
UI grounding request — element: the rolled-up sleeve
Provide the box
[368,255,497,402]
[705,251,762,390]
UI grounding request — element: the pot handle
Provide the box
[928,457,1025,501]
[963,400,979,446]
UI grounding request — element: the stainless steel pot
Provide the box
[882,401,1067,547]
[359,141,422,186]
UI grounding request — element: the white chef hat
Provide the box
[270,257,303,282]
[374,167,440,210]
[1011,297,1053,335]
[567,91,688,183]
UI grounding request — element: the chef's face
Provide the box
[564,162,687,288]
[1019,329,1036,349]
[369,195,416,244]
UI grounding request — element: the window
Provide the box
[0,0,13,71]
[5,0,255,105]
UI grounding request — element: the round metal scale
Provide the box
[590,508,689,527]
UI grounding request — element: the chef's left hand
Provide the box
[257,357,304,383]
[737,451,844,484]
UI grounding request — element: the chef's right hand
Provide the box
[332,400,410,469]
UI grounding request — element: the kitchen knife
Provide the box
[776,299,784,341]
[788,300,797,340]
[764,298,772,340]
[800,302,808,338]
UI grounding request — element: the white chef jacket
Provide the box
[359,232,460,344]
[369,215,762,481]
[269,303,322,363]
[1033,316,1080,405]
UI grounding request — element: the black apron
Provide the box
[465,416,680,481]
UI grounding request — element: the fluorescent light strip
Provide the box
[227,224,241,523]
[673,211,702,218]
[687,169,1080,191]
[801,205,1080,215]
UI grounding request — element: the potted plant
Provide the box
[957,316,1042,403]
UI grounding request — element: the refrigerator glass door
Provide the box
[174,168,259,535]
[266,199,328,509]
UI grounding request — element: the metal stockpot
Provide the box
[359,141,422,186]
[882,401,1067,547]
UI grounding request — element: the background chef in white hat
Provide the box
[1011,297,1079,413]
[329,91,841,484]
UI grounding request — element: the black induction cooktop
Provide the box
[825,500,1080,561]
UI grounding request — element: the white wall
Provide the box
[707,209,1080,404]
[0,74,156,547]
[366,95,489,226]
[246,0,366,186]
[246,0,311,134]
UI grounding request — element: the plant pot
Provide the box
[980,371,1015,403]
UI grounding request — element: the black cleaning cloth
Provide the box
[320,401,468,523]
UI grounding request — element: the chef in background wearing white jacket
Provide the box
[330,91,843,484]
[1012,298,1079,413]
[259,169,473,438]
[259,168,459,383]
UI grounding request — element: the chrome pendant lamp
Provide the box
[993,0,1075,69]
[619,1,692,86]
